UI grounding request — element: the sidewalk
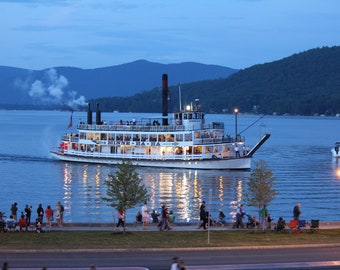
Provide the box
[49,221,340,231]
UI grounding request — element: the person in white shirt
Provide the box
[141,201,149,230]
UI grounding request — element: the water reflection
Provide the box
[332,158,340,179]
[60,162,250,223]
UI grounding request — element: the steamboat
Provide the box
[50,74,270,169]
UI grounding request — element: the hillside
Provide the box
[0,60,236,108]
[91,46,340,116]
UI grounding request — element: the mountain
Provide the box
[0,60,237,108]
[90,46,340,116]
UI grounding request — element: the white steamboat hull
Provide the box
[331,149,340,158]
[50,151,251,170]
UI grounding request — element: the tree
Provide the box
[243,160,278,230]
[102,160,150,233]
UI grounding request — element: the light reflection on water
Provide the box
[59,162,250,223]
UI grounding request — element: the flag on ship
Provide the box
[68,111,73,129]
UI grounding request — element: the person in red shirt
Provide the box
[45,205,54,228]
[19,214,27,231]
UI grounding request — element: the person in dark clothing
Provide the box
[233,204,246,228]
[293,203,301,220]
[37,204,44,222]
[198,201,206,229]
[151,210,160,223]
[24,205,32,225]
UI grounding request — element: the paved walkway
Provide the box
[48,221,340,231]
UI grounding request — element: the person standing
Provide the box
[141,201,149,230]
[58,202,65,227]
[293,203,301,220]
[24,205,32,226]
[259,204,268,230]
[10,202,18,221]
[198,201,206,228]
[55,202,62,227]
[45,205,53,228]
[37,204,44,222]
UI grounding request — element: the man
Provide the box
[293,203,301,220]
[233,204,246,228]
[10,202,18,221]
[259,204,268,230]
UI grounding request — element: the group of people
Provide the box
[115,201,176,231]
[230,202,302,231]
[1,201,65,232]
[197,201,227,229]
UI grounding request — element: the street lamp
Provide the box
[234,108,238,141]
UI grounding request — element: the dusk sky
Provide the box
[1,0,339,70]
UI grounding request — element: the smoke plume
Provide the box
[28,68,86,109]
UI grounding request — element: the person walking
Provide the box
[159,204,171,231]
[293,203,301,220]
[141,201,149,230]
[115,209,125,231]
[233,204,246,228]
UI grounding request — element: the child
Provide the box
[267,213,273,229]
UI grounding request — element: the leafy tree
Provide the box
[102,160,150,232]
[243,160,278,229]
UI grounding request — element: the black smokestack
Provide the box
[96,103,101,125]
[87,102,92,124]
[162,74,169,126]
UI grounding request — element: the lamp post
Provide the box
[234,108,238,141]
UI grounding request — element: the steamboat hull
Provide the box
[50,151,251,170]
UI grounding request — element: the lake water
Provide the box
[1,110,339,224]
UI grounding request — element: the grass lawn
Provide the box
[1,229,340,250]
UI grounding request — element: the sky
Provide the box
[0,0,339,70]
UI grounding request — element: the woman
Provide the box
[45,205,53,228]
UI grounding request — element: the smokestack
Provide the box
[162,74,169,126]
[96,103,101,125]
[87,102,92,124]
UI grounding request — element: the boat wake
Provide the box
[0,153,53,163]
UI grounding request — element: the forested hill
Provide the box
[92,46,340,116]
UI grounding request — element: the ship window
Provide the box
[95,133,100,140]
[158,134,165,142]
[165,134,174,142]
[188,113,192,119]
[80,132,86,139]
[133,134,140,141]
[141,134,148,141]
[185,133,192,141]
[150,135,157,142]
[101,133,107,140]
[116,133,123,141]
[183,114,187,120]
[175,134,183,141]
[87,133,95,140]
[108,133,114,140]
